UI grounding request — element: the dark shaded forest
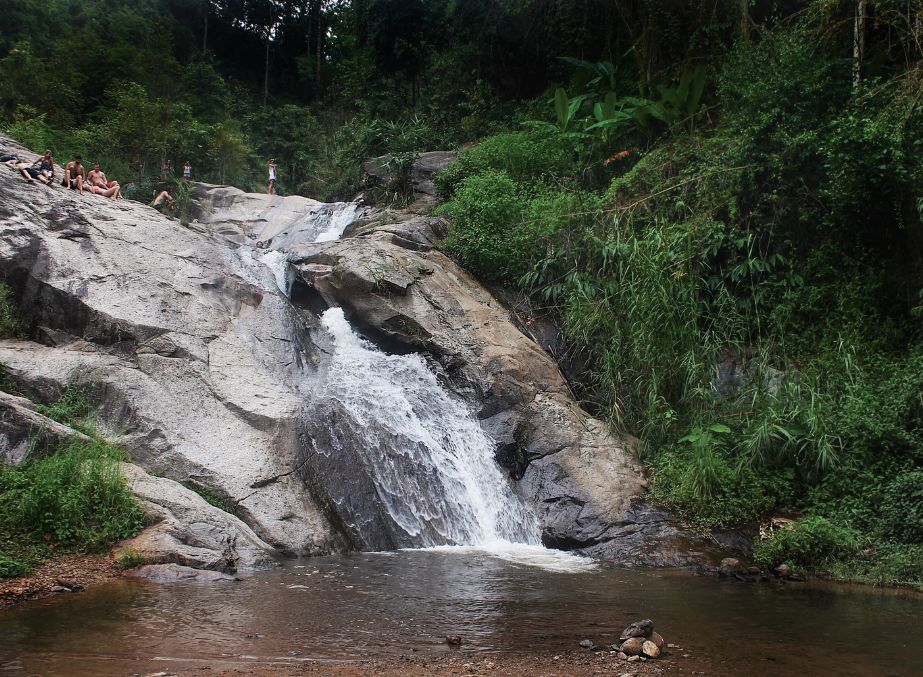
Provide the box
[2,0,923,587]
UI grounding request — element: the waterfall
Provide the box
[314,308,540,548]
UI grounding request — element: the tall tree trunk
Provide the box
[854,0,866,91]
[310,0,322,89]
[739,0,750,42]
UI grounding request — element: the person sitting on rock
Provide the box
[85,162,122,200]
[62,154,85,192]
[151,188,175,213]
[20,150,54,185]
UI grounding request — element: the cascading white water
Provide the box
[249,197,593,569]
[266,201,364,249]
[316,308,540,548]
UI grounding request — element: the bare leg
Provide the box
[20,169,35,183]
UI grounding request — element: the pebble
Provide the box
[627,655,641,662]
[579,638,594,649]
[617,652,628,660]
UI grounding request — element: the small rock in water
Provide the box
[445,635,463,646]
[774,563,792,577]
[579,638,594,649]
[620,637,645,656]
[642,640,661,658]
[619,618,654,642]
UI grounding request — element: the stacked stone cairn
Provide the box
[612,619,665,661]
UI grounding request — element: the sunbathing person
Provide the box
[85,162,121,199]
[62,155,85,192]
[20,150,54,185]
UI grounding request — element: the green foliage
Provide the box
[37,379,95,431]
[435,129,577,198]
[438,170,530,282]
[181,481,238,516]
[117,549,148,570]
[0,436,142,558]
[0,282,21,339]
[878,471,923,544]
[753,517,862,570]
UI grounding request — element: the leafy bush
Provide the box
[0,553,28,578]
[0,437,142,551]
[753,516,861,569]
[435,129,577,198]
[879,470,923,544]
[437,170,531,282]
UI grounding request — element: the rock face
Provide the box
[0,390,92,464]
[0,134,731,569]
[0,134,337,561]
[362,151,458,198]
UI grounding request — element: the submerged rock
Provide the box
[126,563,237,583]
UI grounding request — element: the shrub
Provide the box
[0,554,28,578]
[0,437,142,551]
[0,282,20,338]
[878,470,923,544]
[435,129,577,197]
[438,169,532,283]
[753,516,861,569]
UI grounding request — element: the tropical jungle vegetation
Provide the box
[2,0,922,587]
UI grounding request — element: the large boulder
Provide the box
[362,150,458,198]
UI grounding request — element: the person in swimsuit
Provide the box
[62,155,85,192]
[267,158,277,195]
[183,161,192,180]
[85,162,122,199]
[20,150,54,185]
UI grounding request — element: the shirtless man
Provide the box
[62,155,85,193]
[85,162,122,199]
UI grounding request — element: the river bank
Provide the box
[178,652,685,677]
[0,552,120,609]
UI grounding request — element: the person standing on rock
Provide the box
[183,160,192,181]
[267,158,277,195]
[62,154,85,192]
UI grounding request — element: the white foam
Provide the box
[409,541,598,573]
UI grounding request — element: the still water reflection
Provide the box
[0,549,920,676]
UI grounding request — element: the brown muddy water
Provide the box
[0,548,920,676]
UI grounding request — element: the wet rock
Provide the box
[620,637,645,656]
[650,631,665,649]
[54,579,84,592]
[125,563,237,583]
[720,557,741,572]
[116,464,277,573]
[445,635,462,646]
[642,640,661,658]
[579,639,594,649]
[775,563,792,578]
[620,619,655,641]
